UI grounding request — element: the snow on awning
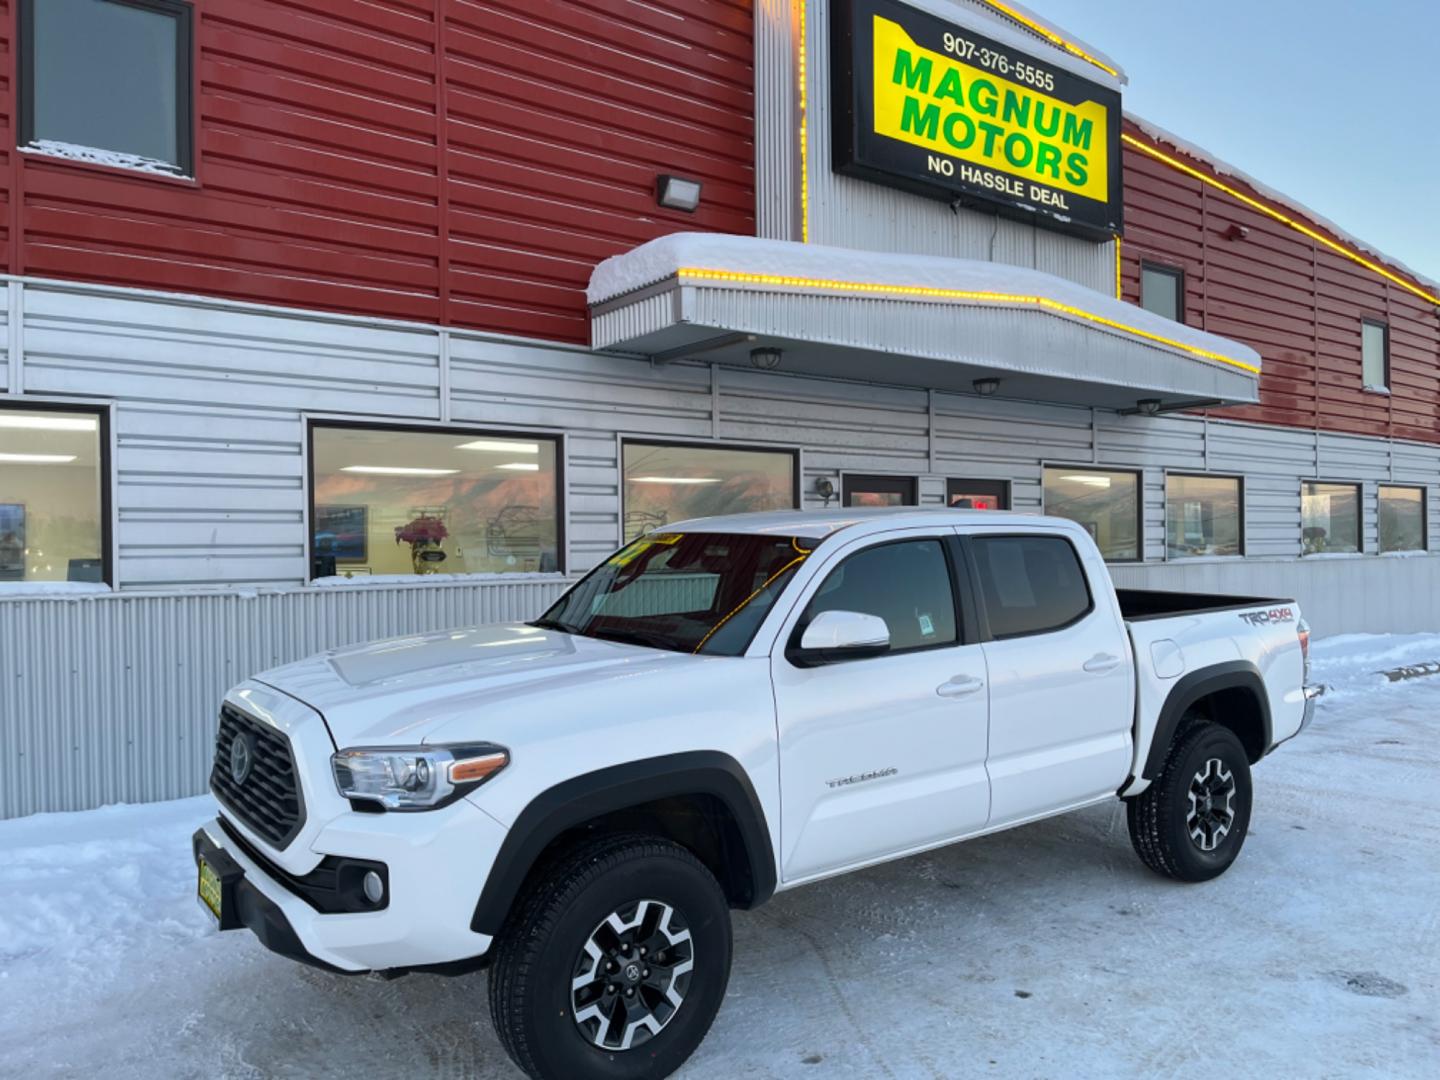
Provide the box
[588,234,1261,411]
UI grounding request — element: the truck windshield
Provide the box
[533,532,816,656]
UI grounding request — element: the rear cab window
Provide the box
[969,535,1093,639]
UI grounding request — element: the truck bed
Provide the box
[1115,588,1292,622]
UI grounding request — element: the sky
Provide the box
[1028,0,1440,282]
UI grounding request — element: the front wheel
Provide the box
[1126,721,1253,882]
[488,833,733,1080]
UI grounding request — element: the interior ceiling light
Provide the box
[0,415,98,431]
[456,440,539,454]
[341,466,459,476]
[0,452,78,463]
[630,477,723,485]
[1060,475,1113,488]
[656,174,703,213]
[495,463,540,472]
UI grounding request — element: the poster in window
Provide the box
[0,504,24,581]
[314,505,368,562]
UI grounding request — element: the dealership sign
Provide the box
[831,0,1123,238]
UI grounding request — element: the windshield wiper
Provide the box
[588,627,681,652]
[529,617,580,634]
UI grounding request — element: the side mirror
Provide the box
[794,610,890,666]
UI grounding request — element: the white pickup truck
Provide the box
[193,509,1319,1079]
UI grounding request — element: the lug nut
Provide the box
[625,988,634,997]
[642,968,650,978]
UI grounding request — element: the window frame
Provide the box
[305,418,566,582]
[1163,471,1246,560]
[1140,261,1186,325]
[619,437,801,542]
[841,472,919,507]
[0,397,114,586]
[958,532,1096,643]
[1300,479,1363,557]
[18,0,196,179]
[1041,464,1144,564]
[946,478,1010,510]
[785,534,969,665]
[1361,318,1390,393]
[1378,483,1427,554]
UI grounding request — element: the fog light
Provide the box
[362,871,385,905]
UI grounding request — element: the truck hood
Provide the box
[253,622,703,748]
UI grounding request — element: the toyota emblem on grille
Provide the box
[230,732,256,785]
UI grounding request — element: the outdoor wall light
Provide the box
[973,378,1001,396]
[657,174,703,213]
[1137,398,1163,416]
[750,347,783,370]
[815,477,836,504]
[1222,223,1251,241]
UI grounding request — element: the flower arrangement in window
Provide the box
[396,513,449,575]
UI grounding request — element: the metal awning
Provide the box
[587,234,1260,410]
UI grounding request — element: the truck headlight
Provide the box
[331,744,509,811]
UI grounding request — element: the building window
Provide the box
[1166,474,1243,558]
[1301,482,1360,555]
[843,474,917,507]
[20,0,194,177]
[1140,263,1184,323]
[1043,467,1140,562]
[622,441,798,542]
[0,404,109,585]
[1362,319,1389,391]
[1379,485,1425,553]
[947,479,1009,510]
[309,424,562,579]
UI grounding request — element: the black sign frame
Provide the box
[831,0,1124,239]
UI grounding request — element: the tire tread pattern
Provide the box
[1127,719,1217,880]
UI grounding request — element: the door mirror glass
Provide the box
[797,610,890,663]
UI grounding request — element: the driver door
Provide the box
[769,530,991,882]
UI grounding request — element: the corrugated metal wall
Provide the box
[0,579,568,818]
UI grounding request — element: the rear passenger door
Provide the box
[963,532,1134,824]
[770,532,991,882]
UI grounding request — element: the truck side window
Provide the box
[802,540,957,653]
[970,536,1092,639]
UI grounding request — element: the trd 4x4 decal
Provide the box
[1238,607,1294,626]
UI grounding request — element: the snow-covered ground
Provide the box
[2,635,1437,1078]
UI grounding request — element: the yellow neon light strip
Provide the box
[1123,133,1440,309]
[977,0,1119,78]
[797,0,809,243]
[693,537,813,654]
[1114,236,1123,300]
[675,267,1261,374]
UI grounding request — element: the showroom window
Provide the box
[0,404,109,585]
[1165,474,1243,558]
[1042,467,1141,562]
[621,441,798,542]
[1362,319,1389,391]
[309,424,562,579]
[1140,263,1184,324]
[1301,481,1361,555]
[1379,485,1425,553]
[20,0,194,176]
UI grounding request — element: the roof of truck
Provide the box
[654,507,1071,541]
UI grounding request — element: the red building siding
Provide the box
[0,0,754,342]
[1121,119,1440,444]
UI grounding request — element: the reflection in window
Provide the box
[970,536,1091,639]
[1302,482,1360,555]
[1362,320,1389,391]
[1379,486,1425,553]
[843,474,917,507]
[1043,468,1140,561]
[1166,475,1242,558]
[622,442,796,542]
[1141,264,1183,323]
[802,540,956,654]
[311,426,560,578]
[23,0,193,175]
[0,406,105,583]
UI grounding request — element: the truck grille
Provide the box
[211,703,306,849]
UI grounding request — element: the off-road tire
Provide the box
[488,832,732,1080]
[1127,721,1253,882]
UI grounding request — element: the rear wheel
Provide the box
[488,833,732,1080]
[1127,721,1253,882]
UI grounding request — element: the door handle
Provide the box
[1083,653,1123,675]
[937,676,985,698]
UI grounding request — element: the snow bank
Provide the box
[588,232,1261,367]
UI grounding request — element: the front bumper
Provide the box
[193,795,507,973]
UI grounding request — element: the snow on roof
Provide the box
[906,0,1125,88]
[587,232,1261,368]
[1126,113,1439,295]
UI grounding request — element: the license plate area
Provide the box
[193,829,245,931]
